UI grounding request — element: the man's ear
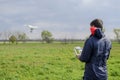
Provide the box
[92,25,97,28]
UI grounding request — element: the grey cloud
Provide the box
[0,0,120,39]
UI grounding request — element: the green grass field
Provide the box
[0,42,120,80]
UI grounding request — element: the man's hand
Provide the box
[76,54,81,59]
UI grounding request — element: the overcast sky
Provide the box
[0,0,120,39]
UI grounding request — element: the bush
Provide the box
[9,35,17,43]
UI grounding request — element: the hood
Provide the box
[94,28,104,39]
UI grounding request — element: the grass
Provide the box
[0,42,120,80]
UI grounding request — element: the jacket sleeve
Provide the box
[106,39,112,60]
[79,38,93,62]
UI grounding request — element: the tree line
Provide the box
[0,28,120,44]
[0,30,53,44]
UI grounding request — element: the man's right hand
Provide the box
[76,54,81,59]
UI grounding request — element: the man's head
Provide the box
[90,19,103,30]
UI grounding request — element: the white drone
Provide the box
[25,24,38,33]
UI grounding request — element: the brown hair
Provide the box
[90,19,103,30]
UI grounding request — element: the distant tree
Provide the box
[62,37,68,44]
[13,31,28,43]
[41,30,54,43]
[17,33,28,42]
[114,28,120,43]
[9,35,17,43]
[2,31,12,44]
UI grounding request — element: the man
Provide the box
[76,19,112,80]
